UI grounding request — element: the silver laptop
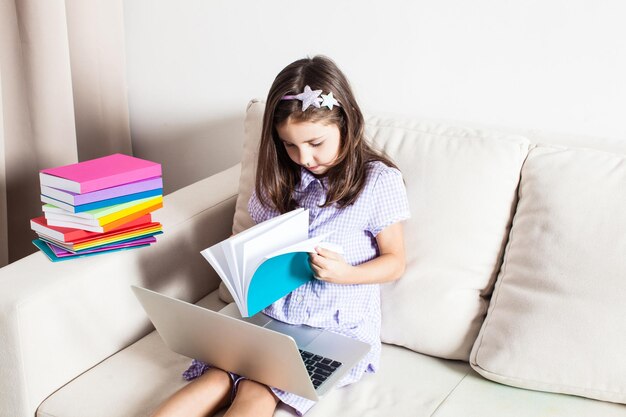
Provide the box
[131,286,370,401]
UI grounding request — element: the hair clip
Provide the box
[282,85,340,111]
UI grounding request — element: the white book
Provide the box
[45,211,101,227]
[40,195,78,213]
[42,203,93,219]
[200,208,342,317]
[46,218,106,233]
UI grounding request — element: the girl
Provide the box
[152,56,410,417]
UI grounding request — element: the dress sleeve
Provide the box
[248,188,280,225]
[366,167,411,236]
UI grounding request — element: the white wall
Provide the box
[124,0,626,194]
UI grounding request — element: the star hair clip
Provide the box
[281,85,340,111]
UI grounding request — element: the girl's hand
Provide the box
[309,247,354,284]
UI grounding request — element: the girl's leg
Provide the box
[151,368,232,417]
[223,379,279,417]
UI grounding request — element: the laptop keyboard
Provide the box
[299,349,342,389]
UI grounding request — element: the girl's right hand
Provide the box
[309,247,353,284]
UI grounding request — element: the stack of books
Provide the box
[30,153,164,262]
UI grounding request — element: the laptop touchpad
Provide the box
[264,320,322,347]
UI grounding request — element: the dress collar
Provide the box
[296,167,328,192]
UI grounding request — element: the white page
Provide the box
[241,210,309,303]
[199,209,306,316]
[200,243,244,312]
[222,240,240,296]
[316,241,345,254]
[263,231,335,259]
[228,209,305,298]
[228,208,304,271]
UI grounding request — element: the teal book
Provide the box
[40,188,163,213]
[201,208,341,317]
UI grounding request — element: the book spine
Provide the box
[41,188,163,213]
[40,177,163,205]
[65,215,155,244]
[73,177,163,204]
[46,201,162,230]
[70,236,157,254]
[72,226,162,250]
[99,202,163,231]
[97,197,163,225]
[42,195,162,220]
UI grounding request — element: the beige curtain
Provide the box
[0,0,131,266]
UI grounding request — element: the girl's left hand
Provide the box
[309,247,353,284]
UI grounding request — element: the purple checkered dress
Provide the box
[184,161,410,415]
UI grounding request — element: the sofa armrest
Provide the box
[0,164,240,417]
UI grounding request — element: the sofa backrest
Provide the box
[233,100,626,231]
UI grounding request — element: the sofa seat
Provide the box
[37,290,626,417]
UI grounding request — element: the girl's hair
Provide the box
[255,55,398,213]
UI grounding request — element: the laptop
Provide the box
[131,286,370,401]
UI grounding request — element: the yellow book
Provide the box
[43,196,163,227]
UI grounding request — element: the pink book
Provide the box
[40,153,162,194]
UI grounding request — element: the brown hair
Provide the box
[255,55,398,213]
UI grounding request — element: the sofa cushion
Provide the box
[232,99,264,234]
[367,117,530,360]
[470,145,626,404]
[431,370,626,417]
[36,291,227,417]
[231,101,530,360]
[38,292,626,417]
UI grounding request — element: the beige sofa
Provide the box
[1,100,626,417]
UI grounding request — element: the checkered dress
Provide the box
[184,161,410,415]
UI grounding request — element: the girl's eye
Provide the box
[283,142,295,148]
[311,142,323,148]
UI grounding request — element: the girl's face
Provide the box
[276,119,341,176]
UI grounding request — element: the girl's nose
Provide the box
[298,149,312,166]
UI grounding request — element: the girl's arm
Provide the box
[309,222,406,285]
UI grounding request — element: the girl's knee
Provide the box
[196,368,232,391]
[151,368,232,417]
[236,380,278,405]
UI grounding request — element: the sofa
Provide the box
[1,100,626,417]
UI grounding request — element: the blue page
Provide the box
[246,252,313,317]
